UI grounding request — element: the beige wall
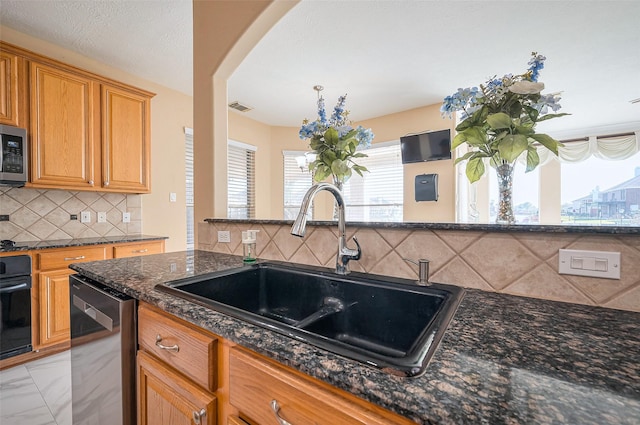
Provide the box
[1,26,193,252]
[230,103,458,222]
[193,0,297,246]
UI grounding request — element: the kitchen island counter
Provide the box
[70,250,640,425]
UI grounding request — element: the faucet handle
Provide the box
[350,236,361,260]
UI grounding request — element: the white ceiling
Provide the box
[2,0,639,139]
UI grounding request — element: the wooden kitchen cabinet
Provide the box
[137,350,216,425]
[33,241,164,350]
[101,84,151,192]
[0,41,154,193]
[137,303,218,425]
[139,303,414,425]
[229,347,415,425]
[0,49,27,127]
[113,240,164,258]
[28,61,99,189]
[33,245,109,349]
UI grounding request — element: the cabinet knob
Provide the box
[155,334,179,352]
[88,180,94,185]
[271,400,293,425]
[104,181,110,186]
[192,408,206,424]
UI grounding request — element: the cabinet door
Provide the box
[101,85,151,193]
[37,269,71,348]
[137,350,216,425]
[0,50,24,127]
[29,62,99,188]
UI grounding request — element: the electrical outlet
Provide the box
[97,212,107,223]
[122,212,131,223]
[169,192,177,202]
[81,211,91,223]
[217,231,231,243]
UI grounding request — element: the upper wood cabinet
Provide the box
[0,50,27,127]
[101,85,150,192]
[29,61,99,189]
[0,41,154,193]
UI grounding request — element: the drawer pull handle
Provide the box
[271,400,293,425]
[132,249,148,253]
[192,408,206,424]
[64,255,86,261]
[155,334,179,352]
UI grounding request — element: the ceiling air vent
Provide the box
[228,101,253,112]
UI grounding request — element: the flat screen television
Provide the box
[400,129,452,164]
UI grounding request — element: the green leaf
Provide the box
[486,112,512,130]
[530,133,560,155]
[453,150,477,165]
[313,165,331,182]
[331,159,349,177]
[525,146,540,172]
[466,157,485,183]
[536,112,571,122]
[351,152,368,158]
[497,134,528,162]
[460,127,487,145]
[451,132,467,149]
[324,128,339,145]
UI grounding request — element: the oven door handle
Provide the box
[0,282,29,293]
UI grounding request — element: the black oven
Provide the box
[0,254,32,360]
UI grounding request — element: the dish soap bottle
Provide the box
[241,230,259,263]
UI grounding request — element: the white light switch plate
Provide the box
[218,231,230,243]
[169,192,177,202]
[97,212,107,223]
[122,212,131,223]
[559,249,620,279]
[80,211,91,223]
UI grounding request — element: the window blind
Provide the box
[283,151,313,219]
[342,143,403,222]
[228,143,256,219]
[185,128,194,250]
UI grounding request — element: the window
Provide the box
[185,128,194,250]
[283,151,314,219]
[228,141,256,219]
[342,142,403,222]
[560,152,640,226]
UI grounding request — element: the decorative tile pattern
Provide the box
[201,222,640,313]
[0,187,142,242]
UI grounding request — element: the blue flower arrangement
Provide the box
[299,93,374,185]
[441,52,569,183]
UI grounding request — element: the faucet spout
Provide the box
[291,182,361,274]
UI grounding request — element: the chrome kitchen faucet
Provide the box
[291,182,361,275]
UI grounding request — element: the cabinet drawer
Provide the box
[113,241,164,258]
[37,246,108,271]
[229,347,413,425]
[138,304,217,392]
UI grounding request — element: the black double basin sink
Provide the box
[156,261,463,377]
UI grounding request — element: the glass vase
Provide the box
[495,163,515,225]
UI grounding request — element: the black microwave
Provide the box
[0,124,28,187]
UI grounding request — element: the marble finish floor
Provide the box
[0,351,72,425]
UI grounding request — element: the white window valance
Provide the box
[536,131,640,165]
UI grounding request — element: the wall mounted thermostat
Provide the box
[415,174,438,202]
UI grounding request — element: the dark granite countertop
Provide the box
[70,250,640,424]
[0,234,168,253]
[205,218,640,234]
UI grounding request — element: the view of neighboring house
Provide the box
[568,168,640,222]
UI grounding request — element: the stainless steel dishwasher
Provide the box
[69,274,136,425]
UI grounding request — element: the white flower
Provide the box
[509,81,545,95]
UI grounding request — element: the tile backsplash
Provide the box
[199,221,640,313]
[0,187,142,241]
